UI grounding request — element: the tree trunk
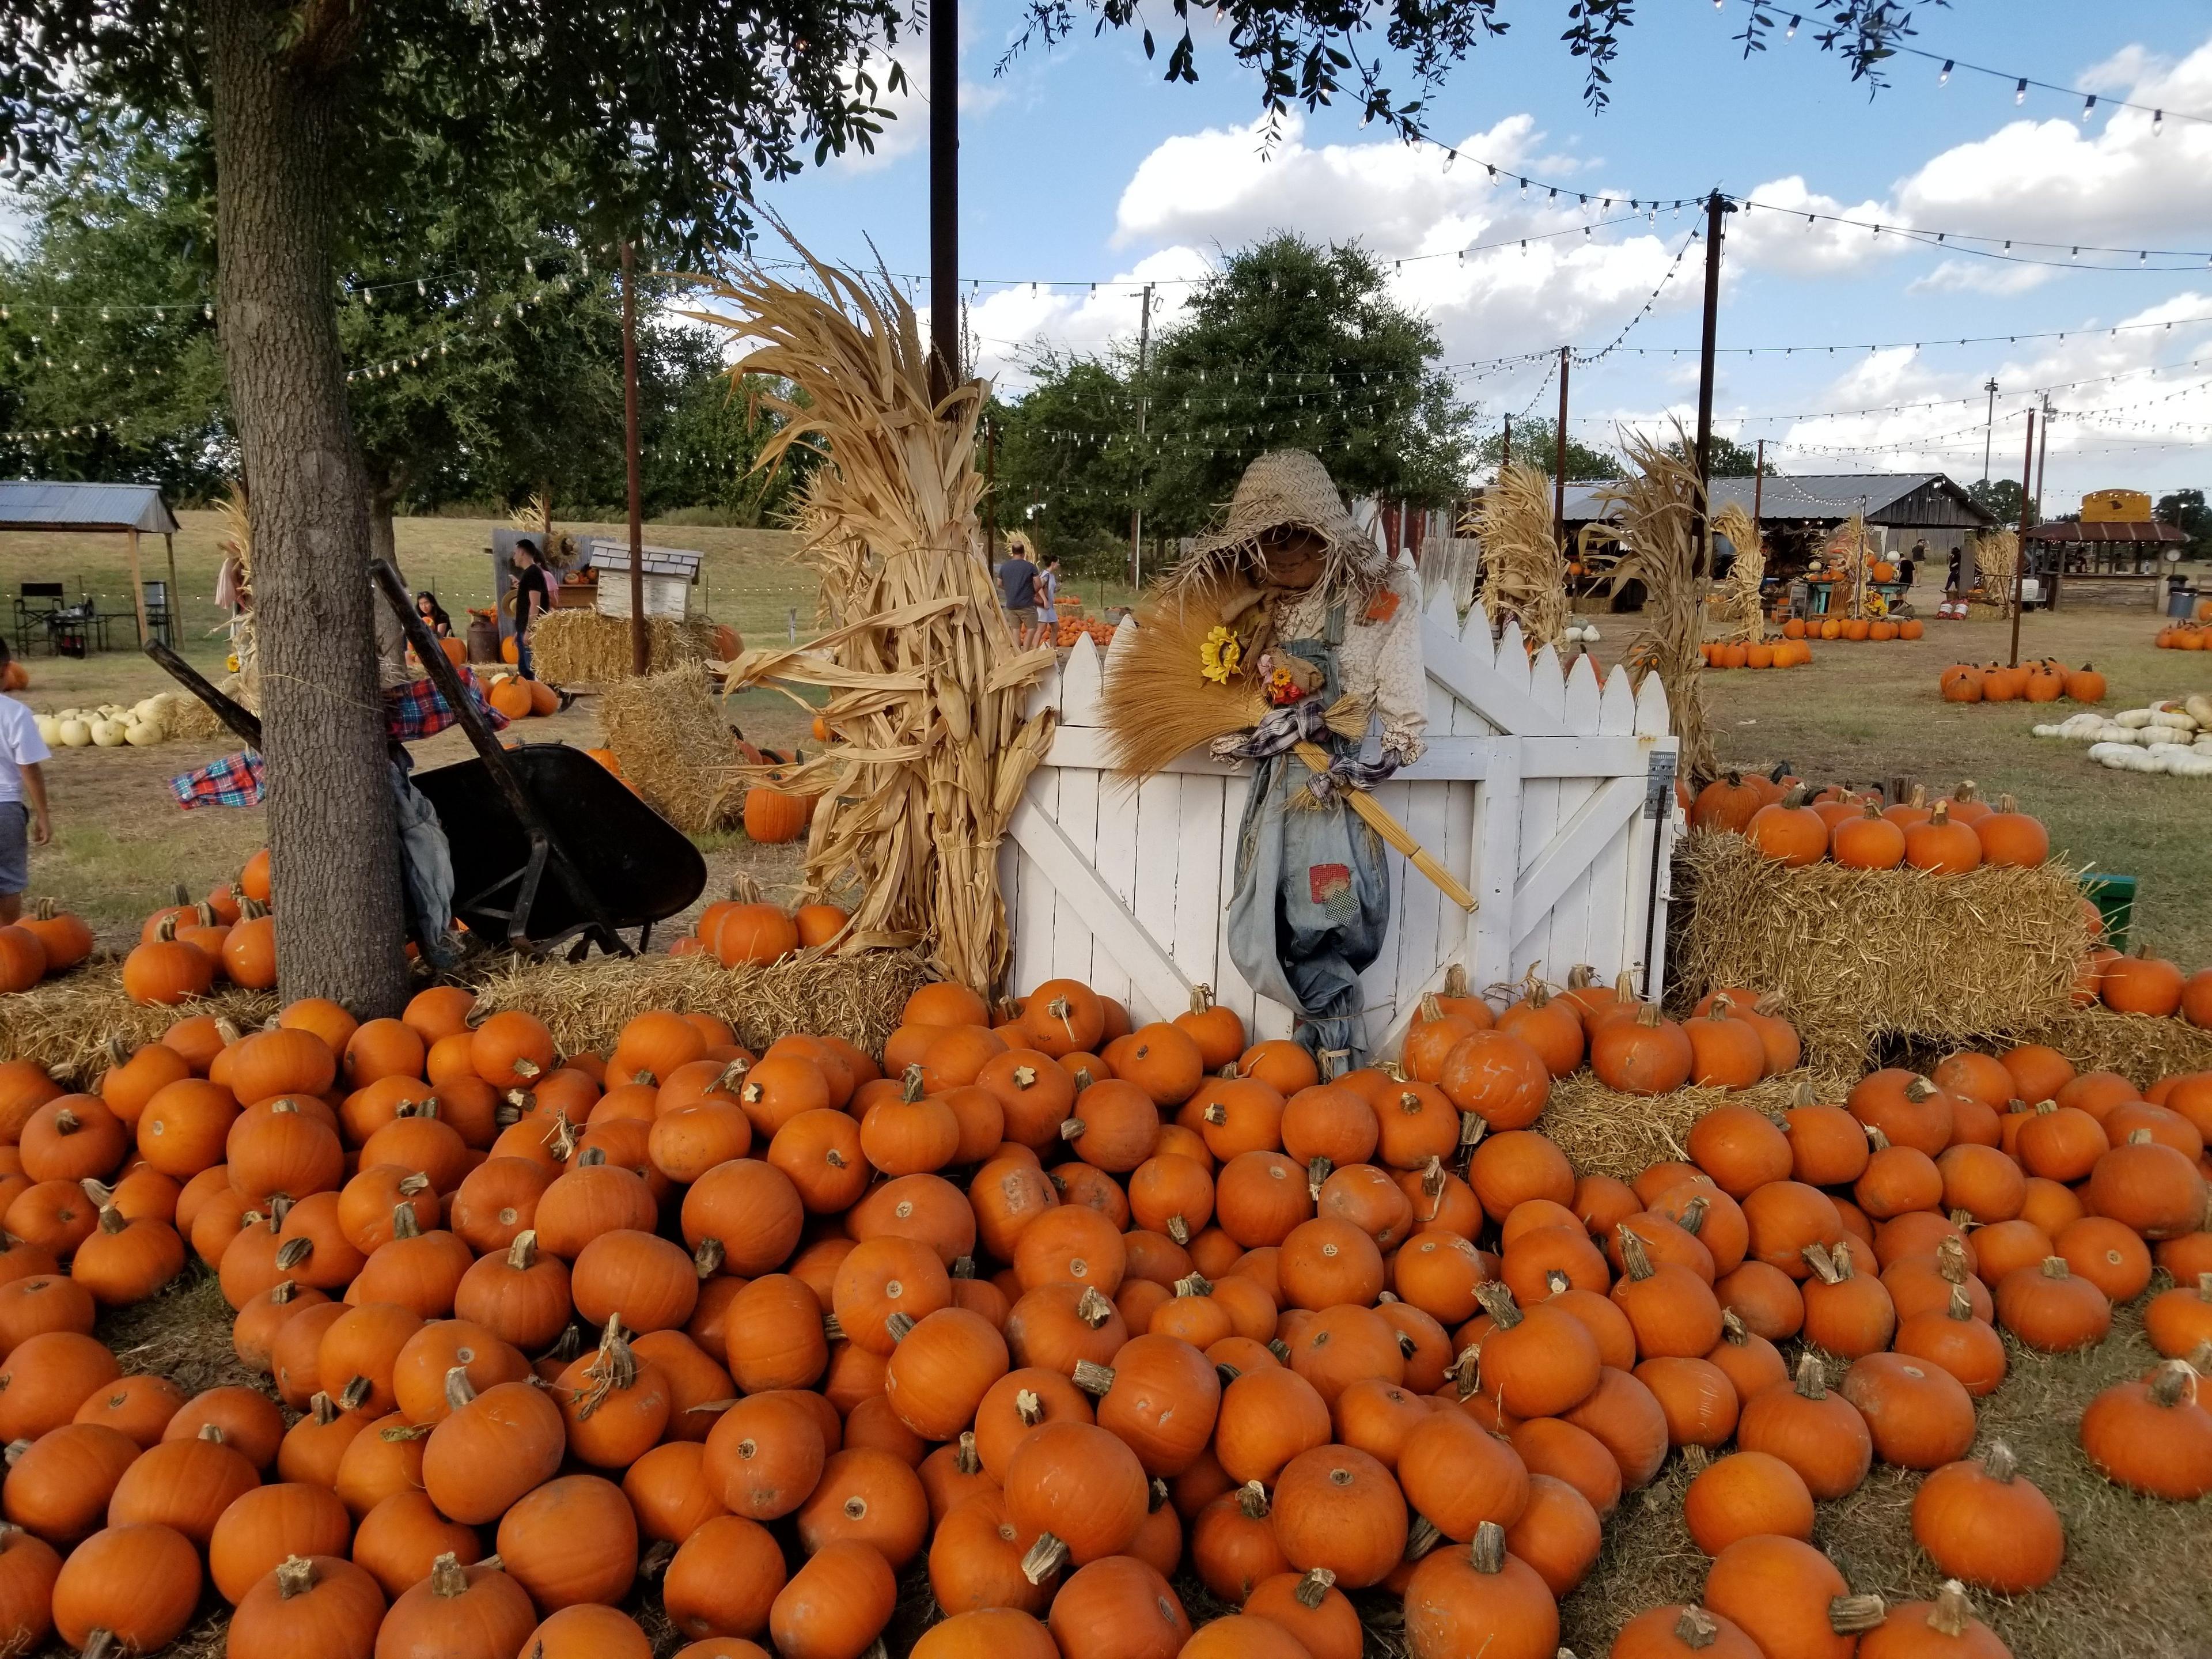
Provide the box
[367,467,411,685]
[205,0,411,1016]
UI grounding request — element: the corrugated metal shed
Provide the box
[0,480,180,535]
[585,538,703,582]
[1560,472,1999,531]
[2024,519,2187,544]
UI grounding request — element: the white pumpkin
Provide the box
[89,719,127,748]
[54,707,81,724]
[56,719,91,748]
[32,715,59,747]
[124,721,165,748]
[2115,709,2156,729]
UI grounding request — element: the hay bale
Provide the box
[600,662,741,834]
[467,946,933,1059]
[2005,1006,2212,1086]
[161,684,238,744]
[1668,831,2084,1074]
[1537,1067,1843,1184]
[0,964,276,1084]
[529,609,722,685]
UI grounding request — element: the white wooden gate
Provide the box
[1001,589,1682,1051]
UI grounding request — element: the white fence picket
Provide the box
[1003,605,1679,1050]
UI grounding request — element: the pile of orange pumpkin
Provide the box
[671,891,851,966]
[485,673,562,722]
[2074,934,2212,1029]
[2154,624,2209,650]
[1055,619,1120,649]
[0,898,96,997]
[1698,638,1814,671]
[1781,615,1924,644]
[1693,775,2052,877]
[0,961,2203,1658]
[1938,661,2105,706]
[118,850,277,1005]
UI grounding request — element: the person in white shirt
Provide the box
[0,640,52,922]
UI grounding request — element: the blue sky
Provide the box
[759,1,2212,502]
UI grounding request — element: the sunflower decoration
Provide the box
[1199,624,1244,685]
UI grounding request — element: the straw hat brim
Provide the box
[1164,449,1387,597]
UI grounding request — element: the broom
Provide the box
[1102,582,1477,912]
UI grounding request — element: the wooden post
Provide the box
[163,532,179,647]
[1692,192,1731,576]
[621,242,647,676]
[1552,346,1570,552]
[125,527,149,644]
[2010,407,2035,668]
[929,0,959,405]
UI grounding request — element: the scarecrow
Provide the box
[1103,450,1431,1070]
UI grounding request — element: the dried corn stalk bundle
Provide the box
[1577,425,1714,781]
[216,482,259,709]
[1974,528,2020,611]
[1822,513,1881,619]
[684,246,1058,993]
[1710,501,1766,643]
[1465,462,1569,648]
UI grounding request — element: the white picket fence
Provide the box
[999,587,1683,1052]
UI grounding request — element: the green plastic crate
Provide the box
[2080,872,2137,954]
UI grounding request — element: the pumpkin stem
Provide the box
[1174,1272,1213,1298]
[1417,991,1445,1025]
[1403,1515,1442,1560]
[946,1430,979,1475]
[1020,1531,1069,1585]
[2039,1256,2071,1279]
[1904,1075,1938,1104]
[1468,1521,1508,1575]
[1419,1156,1448,1218]
[1925,1582,1976,1639]
[1793,1352,1829,1400]
[1075,1287,1113,1328]
[1801,1242,1842,1285]
[1474,1281,1524,1330]
[93,1203,129,1237]
[0,1441,26,1468]
[197,1422,225,1444]
[1676,1195,1709,1238]
[1014,1389,1044,1427]
[820,1313,845,1340]
[273,1236,313,1269]
[1935,1235,1968,1285]
[1071,1359,1115,1397]
[1673,1608,1721,1650]
[308,1392,338,1426]
[2149,1360,2198,1408]
[265,1194,292,1230]
[1863,1125,1890,1150]
[1946,1284,1974,1322]
[1981,1441,2017,1483]
[505,1231,539,1271]
[1719,1310,1749,1347]
[577,1146,608,1167]
[1291,1567,1337,1608]
[574,1316,637,1419]
[693,1238,725,1279]
[1443,963,1472,1000]
[1267,1338,1292,1363]
[428,1552,471,1599]
[391,1202,421,1241]
[444,1365,479,1413]
[1616,1229,1657,1282]
[274,1555,317,1600]
[338,1376,372,1412]
[81,1634,118,1659]
[1828,1595,1887,1635]
[1234,1479,1270,1519]
[1188,983,1215,1014]
[1634,1004,1662,1030]
[884,1312,915,1343]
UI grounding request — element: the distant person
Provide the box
[1946,547,1963,593]
[415,591,453,637]
[1037,554,1063,641]
[0,639,51,923]
[998,541,1040,645]
[509,539,551,679]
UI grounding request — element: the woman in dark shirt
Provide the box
[415,591,454,636]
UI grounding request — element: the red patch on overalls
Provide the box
[1309,863,1353,906]
[1361,588,1401,624]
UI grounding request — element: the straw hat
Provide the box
[1165,449,1387,597]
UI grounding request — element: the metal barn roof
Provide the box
[1559,472,1999,531]
[2024,518,2188,544]
[585,539,703,582]
[0,480,180,535]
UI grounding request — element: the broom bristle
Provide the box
[1100,581,1267,779]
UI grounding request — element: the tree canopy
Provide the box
[990,234,1476,565]
[1473,416,1619,483]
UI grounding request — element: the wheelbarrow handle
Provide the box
[142,640,265,751]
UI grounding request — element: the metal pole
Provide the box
[2033,396,2051,520]
[1752,442,1766,594]
[621,243,646,677]
[2010,407,2035,668]
[1552,345,1570,551]
[1981,378,1998,482]
[1500,414,1511,481]
[929,0,960,405]
[1694,192,1730,574]
[1131,282,1153,585]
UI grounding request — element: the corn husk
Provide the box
[600,663,740,834]
[1465,462,1569,649]
[681,238,1057,993]
[1710,501,1766,644]
[1576,425,1714,781]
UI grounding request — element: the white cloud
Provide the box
[1728,177,1911,278]
[966,245,1214,389]
[1904,259,2055,298]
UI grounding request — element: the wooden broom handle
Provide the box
[1291,741,1479,912]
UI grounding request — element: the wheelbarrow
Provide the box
[145,558,706,960]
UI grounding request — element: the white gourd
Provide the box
[2187,694,2212,729]
[123,721,164,748]
[2116,709,2156,729]
[1582,624,1601,642]
[55,719,90,748]
[32,715,58,747]
[2171,753,2212,778]
[89,719,127,748]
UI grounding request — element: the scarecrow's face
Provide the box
[1260,527,1329,590]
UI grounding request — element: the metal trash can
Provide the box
[2169,585,2198,619]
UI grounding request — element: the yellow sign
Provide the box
[2081,488,2152,523]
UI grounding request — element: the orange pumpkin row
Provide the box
[1779,615,1924,642]
[1698,639,1814,670]
[1939,660,2104,704]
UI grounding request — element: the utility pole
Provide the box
[1131,282,1154,586]
[1694,191,1732,575]
[620,242,646,676]
[1752,439,1766,538]
[1500,414,1512,482]
[2033,395,2052,519]
[2010,406,2035,668]
[1981,378,1999,482]
[1553,346,1571,551]
[928,0,959,405]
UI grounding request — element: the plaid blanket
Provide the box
[171,671,510,810]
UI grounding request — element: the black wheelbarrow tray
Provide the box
[144,557,705,960]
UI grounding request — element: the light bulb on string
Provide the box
[2016,78,2028,104]
[1938,59,1952,85]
